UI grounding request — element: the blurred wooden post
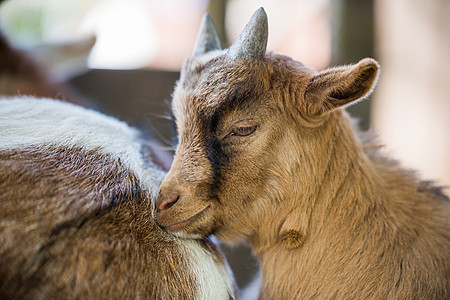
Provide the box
[373,0,450,190]
[331,0,375,130]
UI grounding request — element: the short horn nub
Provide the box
[227,7,268,60]
[193,13,221,56]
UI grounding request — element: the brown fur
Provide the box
[156,51,450,299]
[0,145,213,299]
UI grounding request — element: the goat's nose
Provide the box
[156,193,180,212]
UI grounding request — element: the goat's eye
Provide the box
[231,125,257,137]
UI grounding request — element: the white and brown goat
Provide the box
[0,97,235,299]
[155,8,450,299]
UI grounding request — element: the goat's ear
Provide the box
[304,58,380,116]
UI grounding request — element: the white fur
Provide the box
[181,238,235,300]
[0,97,164,197]
[0,96,234,299]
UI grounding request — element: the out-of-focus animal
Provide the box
[0,30,86,103]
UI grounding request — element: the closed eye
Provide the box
[230,125,258,137]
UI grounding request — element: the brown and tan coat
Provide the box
[155,8,450,299]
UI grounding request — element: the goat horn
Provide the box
[193,13,221,56]
[227,7,268,60]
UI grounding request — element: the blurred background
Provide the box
[1,0,449,290]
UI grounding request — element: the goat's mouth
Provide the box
[162,205,212,232]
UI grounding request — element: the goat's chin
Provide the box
[157,205,215,239]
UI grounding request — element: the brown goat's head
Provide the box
[155,8,379,241]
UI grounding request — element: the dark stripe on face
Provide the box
[201,79,259,199]
[203,112,226,198]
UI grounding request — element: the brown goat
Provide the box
[0,97,235,299]
[155,8,450,299]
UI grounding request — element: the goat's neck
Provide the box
[250,111,382,255]
[243,111,449,299]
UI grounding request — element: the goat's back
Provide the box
[0,97,235,299]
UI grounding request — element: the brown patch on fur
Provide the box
[279,207,309,249]
[278,230,304,249]
[0,146,199,299]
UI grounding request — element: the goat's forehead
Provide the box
[175,57,269,117]
[174,53,315,123]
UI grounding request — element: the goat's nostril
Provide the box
[157,194,180,212]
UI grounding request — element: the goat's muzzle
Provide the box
[156,192,180,212]
[155,189,180,227]
[155,184,213,235]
